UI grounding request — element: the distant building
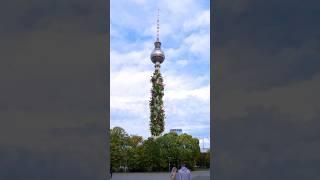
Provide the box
[170,129,182,135]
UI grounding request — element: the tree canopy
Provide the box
[110,127,204,172]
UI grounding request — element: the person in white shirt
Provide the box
[170,167,179,180]
[177,163,191,180]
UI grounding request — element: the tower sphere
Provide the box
[150,41,165,64]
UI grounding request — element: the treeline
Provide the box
[110,127,210,172]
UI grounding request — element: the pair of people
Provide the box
[170,163,191,180]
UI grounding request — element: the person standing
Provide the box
[170,167,179,180]
[110,166,113,179]
[178,163,191,180]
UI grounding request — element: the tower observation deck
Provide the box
[150,8,165,69]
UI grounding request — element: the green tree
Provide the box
[127,135,144,171]
[197,149,210,168]
[142,137,162,171]
[157,133,180,170]
[110,127,129,171]
[204,149,210,168]
[176,134,201,170]
[149,68,165,136]
[110,127,203,172]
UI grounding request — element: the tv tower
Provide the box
[149,8,166,137]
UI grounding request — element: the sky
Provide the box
[110,0,210,148]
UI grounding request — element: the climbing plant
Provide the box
[149,68,165,136]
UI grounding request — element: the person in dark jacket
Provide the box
[110,166,113,179]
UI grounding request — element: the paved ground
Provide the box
[111,170,209,180]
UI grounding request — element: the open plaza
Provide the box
[111,170,210,180]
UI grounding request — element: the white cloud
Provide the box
[165,85,210,101]
[183,10,210,31]
[131,0,147,5]
[184,32,210,59]
[176,59,189,66]
[162,0,201,16]
[110,68,151,118]
[111,118,150,137]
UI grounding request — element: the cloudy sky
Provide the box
[110,0,210,148]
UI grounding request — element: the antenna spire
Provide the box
[156,8,160,42]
